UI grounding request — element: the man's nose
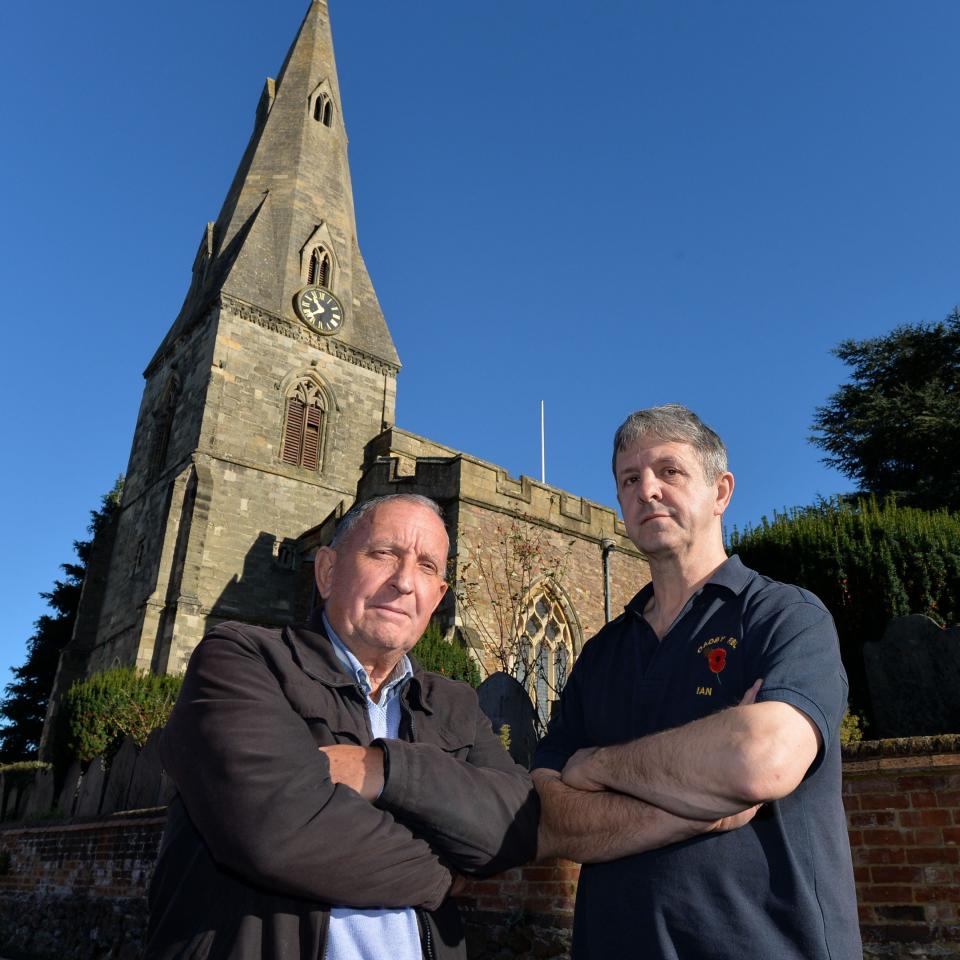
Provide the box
[636,475,662,502]
[390,557,416,593]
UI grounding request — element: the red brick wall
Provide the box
[462,744,960,958]
[843,741,960,958]
[0,813,163,898]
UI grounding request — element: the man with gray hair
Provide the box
[149,493,538,960]
[533,404,860,959]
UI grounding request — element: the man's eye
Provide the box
[419,562,438,574]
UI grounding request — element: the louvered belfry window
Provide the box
[307,248,331,288]
[281,380,326,471]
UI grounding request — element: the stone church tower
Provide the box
[49,0,396,704]
[43,1,650,757]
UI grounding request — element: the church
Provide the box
[43,0,648,751]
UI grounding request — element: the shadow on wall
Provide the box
[206,530,310,634]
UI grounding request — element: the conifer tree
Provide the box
[811,309,960,510]
[0,480,123,760]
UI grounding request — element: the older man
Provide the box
[148,493,538,960]
[533,405,860,959]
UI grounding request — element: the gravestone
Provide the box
[75,757,107,817]
[22,767,55,818]
[101,737,139,814]
[478,672,538,769]
[158,767,177,806]
[127,728,164,810]
[863,615,960,738]
[1,771,32,822]
[55,761,83,817]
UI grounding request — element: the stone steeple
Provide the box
[150,0,398,372]
[42,0,403,723]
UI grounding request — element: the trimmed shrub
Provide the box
[414,621,482,687]
[64,668,183,764]
[728,497,960,724]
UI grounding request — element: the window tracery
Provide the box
[511,583,577,728]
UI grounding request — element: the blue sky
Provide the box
[2,0,959,687]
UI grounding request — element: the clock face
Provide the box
[295,286,345,334]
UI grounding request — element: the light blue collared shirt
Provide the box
[322,614,421,960]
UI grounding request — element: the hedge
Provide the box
[728,497,960,724]
[64,668,183,764]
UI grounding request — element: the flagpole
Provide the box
[540,400,546,484]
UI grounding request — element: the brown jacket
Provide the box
[146,616,539,959]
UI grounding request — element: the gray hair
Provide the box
[330,494,446,548]
[612,404,728,481]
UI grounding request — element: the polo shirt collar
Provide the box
[625,554,753,615]
[706,554,753,595]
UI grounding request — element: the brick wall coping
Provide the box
[842,734,960,762]
[0,808,165,838]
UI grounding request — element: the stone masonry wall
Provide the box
[0,814,164,960]
[359,427,651,666]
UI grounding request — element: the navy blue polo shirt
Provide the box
[534,556,861,960]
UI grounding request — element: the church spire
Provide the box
[151,0,398,371]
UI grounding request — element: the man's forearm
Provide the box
[562,700,820,820]
[533,768,738,864]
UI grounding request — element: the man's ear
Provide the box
[314,546,336,600]
[714,471,735,516]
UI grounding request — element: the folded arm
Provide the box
[161,627,452,910]
[325,688,539,877]
[562,693,820,820]
[533,767,757,864]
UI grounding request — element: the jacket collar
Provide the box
[284,608,434,714]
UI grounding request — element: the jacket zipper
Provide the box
[400,696,417,741]
[417,908,437,960]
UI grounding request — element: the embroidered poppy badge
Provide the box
[706,647,726,681]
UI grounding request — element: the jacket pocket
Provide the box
[415,722,474,759]
[278,679,365,745]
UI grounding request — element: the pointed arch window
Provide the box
[313,94,332,127]
[307,247,332,288]
[512,583,578,729]
[281,378,328,471]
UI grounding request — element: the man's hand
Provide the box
[740,678,762,706]
[319,744,385,801]
[559,746,605,793]
[710,804,761,833]
[449,873,470,898]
